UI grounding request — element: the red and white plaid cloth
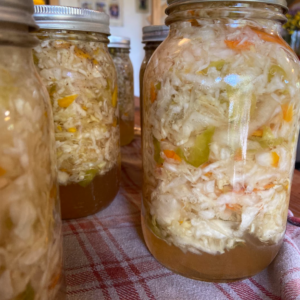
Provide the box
[63,137,300,300]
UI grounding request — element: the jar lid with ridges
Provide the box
[142,25,169,42]
[34,5,110,35]
[0,0,38,30]
[108,36,130,49]
[166,0,287,12]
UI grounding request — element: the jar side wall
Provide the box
[33,30,120,218]
[109,50,135,146]
[142,5,300,281]
[0,45,63,298]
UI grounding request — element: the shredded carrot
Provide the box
[58,94,78,108]
[57,125,62,132]
[60,169,69,173]
[49,272,61,290]
[163,150,182,162]
[92,59,99,65]
[226,203,242,211]
[271,152,279,168]
[0,167,6,177]
[44,111,48,118]
[252,129,263,137]
[112,86,118,108]
[81,105,88,111]
[204,172,212,177]
[67,127,77,133]
[251,28,293,52]
[281,104,293,122]
[179,220,184,224]
[150,82,157,103]
[74,47,91,59]
[264,183,275,189]
[285,183,289,190]
[234,148,243,161]
[224,40,253,51]
[188,10,196,16]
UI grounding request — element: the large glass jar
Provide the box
[140,26,169,135]
[0,1,63,298]
[33,6,120,219]
[142,0,300,282]
[109,36,134,146]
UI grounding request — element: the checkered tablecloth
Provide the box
[63,136,300,300]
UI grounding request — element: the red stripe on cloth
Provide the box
[281,267,300,282]
[68,223,112,300]
[284,237,300,255]
[214,284,235,300]
[229,282,263,300]
[283,278,300,300]
[91,216,157,300]
[248,278,281,300]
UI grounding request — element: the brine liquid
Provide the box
[141,215,282,282]
[120,119,134,146]
[60,165,120,219]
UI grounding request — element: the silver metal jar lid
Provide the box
[142,25,169,43]
[34,5,110,35]
[108,36,130,49]
[166,0,287,12]
[0,0,38,30]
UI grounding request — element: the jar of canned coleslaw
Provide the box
[0,0,63,298]
[142,0,300,281]
[109,36,134,146]
[33,6,120,219]
[140,26,169,135]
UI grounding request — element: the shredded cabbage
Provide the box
[0,49,62,299]
[33,31,120,186]
[143,17,300,255]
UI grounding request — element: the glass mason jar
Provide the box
[140,26,169,135]
[0,1,63,299]
[109,36,134,146]
[142,0,300,281]
[33,6,120,219]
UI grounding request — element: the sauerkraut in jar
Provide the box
[142,0,300,281]
[109,36,134,146]
[33,6,120,219]
[0,2,63,299]
[140,26,169,136]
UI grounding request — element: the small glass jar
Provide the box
[0,1,63,299]
[33,6,120,219]
[142,0,300,282]
[109,36,134,146]
[140,26,169,134]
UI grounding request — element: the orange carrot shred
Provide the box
[163,150,182,162]
[271,152,279,168]
[281,104,293,122]
[264,183,275,189]
[225,40,253,51]
[150,83,157,103]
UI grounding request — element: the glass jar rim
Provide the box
[33,5,110,35]
[166,0,288,14]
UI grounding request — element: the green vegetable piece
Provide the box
[16,283,35,300]
[250,126,283,148]
[184,127,215,168]
[78,169,98,187]
[201,60,225,75]
[268,65,286,82]
[175,147,185,160]
[155,82,161,90]
[153,136,164,165]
